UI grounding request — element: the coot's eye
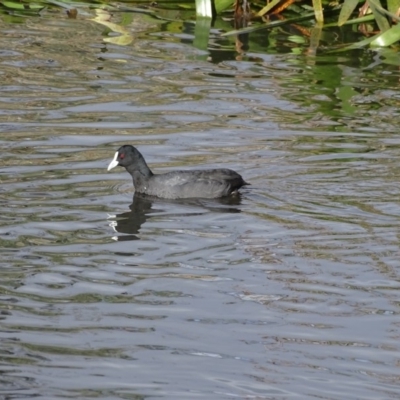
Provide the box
[119,153,125,160]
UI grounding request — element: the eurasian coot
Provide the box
[107,145,248,199]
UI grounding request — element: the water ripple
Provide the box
[0,9,400,400]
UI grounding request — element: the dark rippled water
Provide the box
[1,7,400,400]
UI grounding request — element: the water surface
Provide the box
[1,7,400,400]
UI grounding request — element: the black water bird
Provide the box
[107,145,249,199]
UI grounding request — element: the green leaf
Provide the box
[2,1,26,10]
[1,1,44,13]
[370,22,400,46]
[368,0,390,32]
[366,0,400,20]
[325,14,374,27]
[214,0,233,13]
[221,11,316,36]
[387,0,400,15]
[257,0,281,17]
[338,0,361,26]
[312,0,324,23]
[196,0,213,17]
[288,35,306,44]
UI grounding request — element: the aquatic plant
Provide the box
[1,0,400,49]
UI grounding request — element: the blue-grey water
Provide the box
[0,6,400,400]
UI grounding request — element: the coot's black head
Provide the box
[107,145,142,171]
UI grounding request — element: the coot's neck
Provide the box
[125,152,153,189]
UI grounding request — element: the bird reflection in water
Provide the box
[108,193,244,241]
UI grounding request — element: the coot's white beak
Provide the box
[107,152,119,171]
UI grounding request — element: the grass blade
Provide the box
[368,0,390,32]
[325,14,374,27]
[387,0,400,15]
[338,0,361,26]
[370,22,400,46]
[215,0,233,13]
[196,0,213,18]
[257,0,282,17]
[221,11,316,36]
[312,0,324,23]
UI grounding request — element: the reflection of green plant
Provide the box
[2,0,400,50]
[0,0,113,17]
[91,8,134,45]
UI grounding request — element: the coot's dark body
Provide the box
[107,145,248,199]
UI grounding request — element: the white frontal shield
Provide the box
[107,152,119,171]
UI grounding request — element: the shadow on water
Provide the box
[109,193,244,240]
